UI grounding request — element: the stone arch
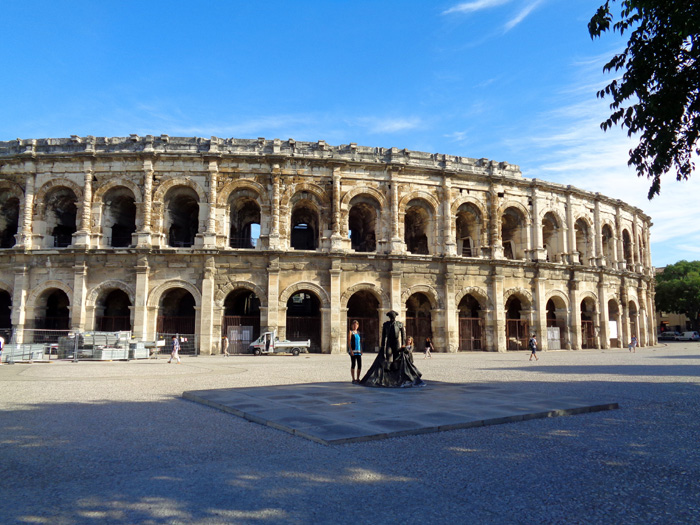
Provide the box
[34,179,82,222]
[27,280,74,308]
[451,195,486,217]
[217,179,266,207]
[539,207,565,226]
[280,182,330,209]
[455,286,491,310]
[0,279,13,295]
[579,291,599,305]
[401,284,442,310]
[215,280,268,308]
[93,179,142,203]
[544,290,570,309]
[152,177,207,204]
[399,190,439,213]
[340,283,391,310]
[503,287,533,307]
[86,280,136,308]
[498,200,531,225]
[147,280,202,309]
[340,186,387,211]
[0,179,25,201]
[279,281,330,309]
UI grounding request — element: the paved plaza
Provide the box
[1,345,700,524]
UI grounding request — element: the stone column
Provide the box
[132,256,150,341]
[632,215,643,273]
[569,278,581,349]
[490,270,506,352]
[73,162,93,247]
[17,174,35,248]
[620,288,629,348]
[202,159,219,248]
[329,258,342,353]
[266,257,280,331]
[598,277,610,349]
[199,257,216,354]
[389,170,404,253]
[330,168,344,252]
[533,274,548,349]
[594,197,604,266]
[530,184,546,261]
[490,189,503,259]
[268,170,281,250]
[444,265,458,352]
[134,160,154,247]
[11,265,29,343]
[71,262,88,331]
[443,176,456,256]
[566,191,578,264]
[390,264,403,315]
[321,307,332,353]
[616,206,625,270]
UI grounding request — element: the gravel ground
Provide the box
[1,344,699,524]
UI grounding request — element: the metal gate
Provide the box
[227,325,255,354]
[348,317,379,353]
[405,317,432,350]
[459,317,484,351]
[581,320,596,349]
[547,319,566,350]
[506,319,529,350]
[287,316,321,352]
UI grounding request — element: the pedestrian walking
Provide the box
[628,335,637,353]
[168,335,181,364]
[348,320,362,384]
[424,336,434,358]
[528,334,538,361]
[222,335,230,357]
[0,334,4,365]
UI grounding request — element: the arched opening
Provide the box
[102,187,136,247]
[286,291,321,352]
[165,187,199,247]
[456,203,480,257]
[0,290,12,341]
[35,289,70,330]
[95,289,132,332]
[290,202,319,250]
[45,187,77,248]
[229,196,261,249]
[546,298,567,350]
[542,212,562,262]
[405,200,432,255]
[458,294,483,351]
[405,293,433,349]
[628,301,639,344]
[0,192,19,248]
[157,289,196,353]
[501,207,526,260]
[580,298,598,349]
[575,219,591,265]
[346,290,380,353]
[602,224,615,266]
[505,296,529,350]
[608,299,620,348]
[348,200,378,253]
[222,289,261,353]
[622,229,633,269]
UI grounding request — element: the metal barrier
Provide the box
[156,333,198,356]
[4,329,136,362]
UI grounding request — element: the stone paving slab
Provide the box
[183,380,619,445]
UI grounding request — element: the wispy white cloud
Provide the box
[503,0,545,32]
[443,0,512,15]
[359,117,422,134]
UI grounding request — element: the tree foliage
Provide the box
[589,1,700,199]
[655,260,700,329]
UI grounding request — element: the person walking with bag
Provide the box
[528,333,538,361]
[168,335,181,364]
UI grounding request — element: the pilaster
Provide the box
[569,277,581,349]
[71,261,88,331]
[329,258,342,353]
[11,265,29,343]
[132,256,150,340]
[202,159,219,248]
[490,270,506,352]
[266,257,280,331]
[134,159,154,247]
[72,160,93,247]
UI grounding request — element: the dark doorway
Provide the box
[96,289,132,332]
[347,291,380,353]
[405,293,432,349]
[458,294,483,351]
[222,289,261,353]
[286,291,321,352]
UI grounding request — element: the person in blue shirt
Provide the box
[348,320,362,384]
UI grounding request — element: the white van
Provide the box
[677,331,700,341]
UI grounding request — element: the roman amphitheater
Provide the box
[0,135,655,354]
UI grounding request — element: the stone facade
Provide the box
[0,136,655,353]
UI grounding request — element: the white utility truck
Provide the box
[248,330,311,356]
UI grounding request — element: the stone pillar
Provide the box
[533,275,548,349]
[594,197,604,266]
[198,257,216,354]
[134,160,154,247]
[11,265,29,343]
[632,215,643,273]
[443,177,456,256]
[490,270,506,352]
[490,189,503,259]
[444,266,458,352]
[321,307,332,353]
[71,262,88,331]
[390,265,403,315]
[266,257,280,331]
[616,206,625,270]
[389,170,404,253]
[268,171,281,250]
[202,159,219,248]
[620,288,629,348]
[132,256,150,341]
[569,278,581,349]
[330,168,344,252]
[566,191,578,264]
[73,162,93,247]
[598,278,610,349]
[329,258,342,353]
[17,174,35,248]
[530,184,546,261]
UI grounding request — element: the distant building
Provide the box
[0,136,656,353]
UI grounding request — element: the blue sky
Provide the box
[1,0,696,267]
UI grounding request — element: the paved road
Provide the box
[1,345,699,524]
